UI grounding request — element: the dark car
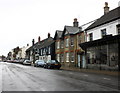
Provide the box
[44,60,61,69]
[34,60,45,67]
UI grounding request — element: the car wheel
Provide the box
[48,65,51,69]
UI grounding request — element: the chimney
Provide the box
[27,44,29,46]
[73,18,79,27]
[48,33,50,38]
[32,39,35,45]
[104,2,109,14]
[38,36,40,43]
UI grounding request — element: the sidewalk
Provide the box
[61,66,119,76]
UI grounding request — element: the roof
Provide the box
[65,26,80,35]
[26,37,54,52]
[85,6,120,31]
[54,30,63,40]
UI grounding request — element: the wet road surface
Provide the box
[0,62,119,92]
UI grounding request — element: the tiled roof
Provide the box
[26,37,54,52]
[85,6,120,31]
[65,26,80,35]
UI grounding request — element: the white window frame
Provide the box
[66,53,69,62]
[57,41,60,49]
[66,38,69,47]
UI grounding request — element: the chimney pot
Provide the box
[73,18,79,27]
[48,33,50,38]
[38,36,40,43]
[32,39,35,45]
[104,2,109,14]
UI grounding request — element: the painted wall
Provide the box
[86,20,119,42]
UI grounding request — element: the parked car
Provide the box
[44,60,61,69]
[23,60,31,65]
[34,60,45,67]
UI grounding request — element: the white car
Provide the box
[23,60,31,65]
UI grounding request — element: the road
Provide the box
[0,62,119,92]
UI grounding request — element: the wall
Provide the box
[87,20,119,42]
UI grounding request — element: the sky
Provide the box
[0,0,120,56]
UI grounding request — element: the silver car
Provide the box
[23,60,31,65]
[34,60,45,67]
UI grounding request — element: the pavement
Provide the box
[61,66,119,76]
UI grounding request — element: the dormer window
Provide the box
[101,29,107,37]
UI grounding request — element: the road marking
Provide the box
[103,78,111,80]
[84,74,88,77]
[69,72,73,74]
[59,71,62,72]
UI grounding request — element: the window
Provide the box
[71,52,74,62]
[117,24,120,34]
[57,54,60,62]
[66,53,69,62]
[66,38,69,47]
[89,33,93,41]
[61,41,64,48]
[61,54,64,62]
[57,41,60,49]
[71,38,74,46]
[48,47,51,54]
[101,29,106,37]
[79,35,82,43]
[41,49,43,55]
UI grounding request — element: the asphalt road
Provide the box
[0,62,119,92]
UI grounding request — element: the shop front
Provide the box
[80,35,120,71]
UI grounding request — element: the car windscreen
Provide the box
[37,61,44,63]
[50,60,58,63]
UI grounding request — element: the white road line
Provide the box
[103,78,111,80]
[84,74,88,77]
[69,72,73,74]
[59,71,62,72]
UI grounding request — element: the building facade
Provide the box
[80,3,120,71]
[26,33,55,63]
[54,18,86,68]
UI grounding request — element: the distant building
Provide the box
[26,33,55,63]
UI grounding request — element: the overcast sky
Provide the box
[0,0,120,56]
